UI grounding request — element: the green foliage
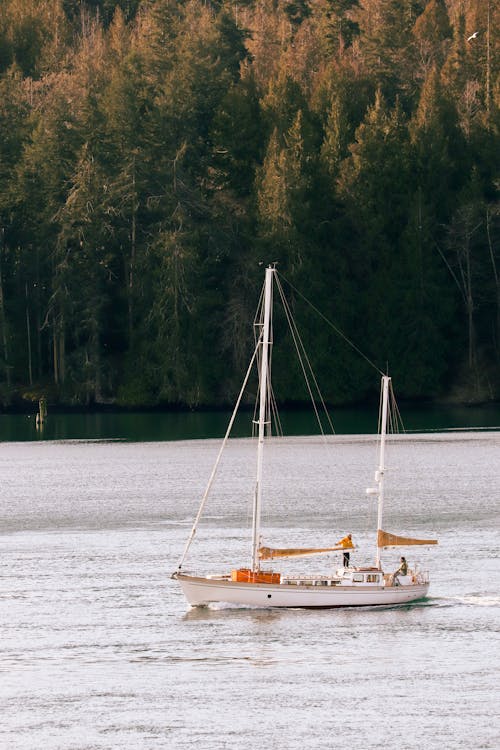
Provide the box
[210,75,263,195]
[0,0,70,78]
[323,0,360,53]
[0,0,498,408]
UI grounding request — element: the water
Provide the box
[1,400,500,441]
[1,433,499,749]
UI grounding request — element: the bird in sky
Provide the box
[467,31,479,41]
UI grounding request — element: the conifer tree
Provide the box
[320,89,350,182]
[412,0,452,82]
[353,0,425,105]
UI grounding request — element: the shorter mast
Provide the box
[368,375,390,569]
[252,266,273,571]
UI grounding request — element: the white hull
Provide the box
[176,573,429,608]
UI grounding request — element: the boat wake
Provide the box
[451,594,500,607]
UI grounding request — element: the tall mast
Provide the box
[251,266,273,571]
[370,374,390,569]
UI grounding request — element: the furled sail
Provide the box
[259,544,351,560]
[377,530,438,548]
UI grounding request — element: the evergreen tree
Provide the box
[410,65,466,223]
[412,0,452,82]
[320,89,351,182]
[0,0,497,405]
[0,0,70,78]
[336,91,436,393]
[322,0,360,54]
[353,0,425,105]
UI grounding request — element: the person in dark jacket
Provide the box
[392,556,408,585]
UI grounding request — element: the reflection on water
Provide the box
[182,604,286,624]
[1,402,500,441]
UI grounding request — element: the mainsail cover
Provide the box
[377,530,438,548]
[259,544,351,560]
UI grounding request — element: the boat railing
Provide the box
[383,569,430,587]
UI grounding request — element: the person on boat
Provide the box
[392,556,408,585]
[337,533,353,567]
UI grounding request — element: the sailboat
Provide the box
[173,266,437,608]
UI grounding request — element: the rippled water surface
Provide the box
[1,434,499,749]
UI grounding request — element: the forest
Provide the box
[0,0,498,410]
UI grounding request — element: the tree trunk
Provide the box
[485,205,499,360]
[53,320,58,385]
[128,156,137,347]
[53,314,65,385]
[59,323,65,383]
[0,232,10,387]
[25,282,33,385]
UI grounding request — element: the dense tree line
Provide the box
[0,0,498,409]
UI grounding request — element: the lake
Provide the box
[1,400,500,441]
[0,431,499,748]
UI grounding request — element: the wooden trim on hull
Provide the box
[176,574,429,608]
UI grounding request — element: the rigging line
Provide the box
[384,383,406,439]
[277,272,384,377]
[267,341,283,438]
[270,383,283,437]
[388,379,405,434]
[252,279,267,435]
[253,282,266,337]
[376,379,404,437]
[267,287,284,438]
[275,275,335,436]
[276,279,330,437]
[275,278,325,436]
[268,280,275,436]
[252,329,260,436]
[175,331,263,573]
[253,273,276,437]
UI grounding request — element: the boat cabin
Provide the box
[337,568,384,586]
[280,567,384,587]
